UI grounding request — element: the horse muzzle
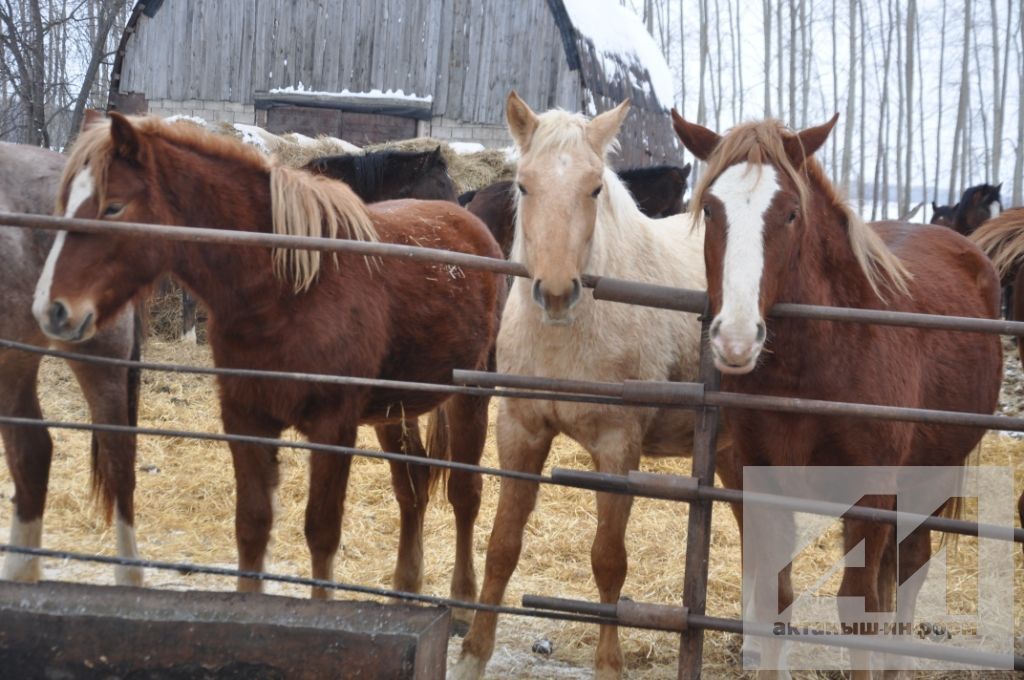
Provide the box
[532,277,582,325]
[709,317,765,374]
[38,299,96,342]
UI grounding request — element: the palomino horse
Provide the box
[453,94,709,680]
[0,141,143,585]
[673,112,1001,676]
[305,147,458,203]
[32,113,502,629]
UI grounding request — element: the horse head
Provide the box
[673,111,838,373]
[34,111,175,342]
[506,90,629,325]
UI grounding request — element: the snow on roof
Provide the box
[561,0,674,110]
[270,83,433,103]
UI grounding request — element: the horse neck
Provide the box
[155,146,282,324]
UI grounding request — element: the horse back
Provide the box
[871,221,1001,454]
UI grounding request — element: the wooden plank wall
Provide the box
[116,0,677,163]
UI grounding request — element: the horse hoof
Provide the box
[448,653,486,680]
[449,618,471,638]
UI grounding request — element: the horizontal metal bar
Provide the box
[523,594,1023,670]
[457,369,1024,432]
[6,211,1024,337]
[550,468,1023,543]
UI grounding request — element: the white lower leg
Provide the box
[114,509,143,586]
[2,517,43,582]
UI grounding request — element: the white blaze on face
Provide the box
[709,163,780,368]
[32,168,95,322]
[989,200,1002,220]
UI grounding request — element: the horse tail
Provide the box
[969,207,1024,279]
[90,301,145,523]
[424,405,451,493]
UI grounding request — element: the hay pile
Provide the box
[2,340,1021,678]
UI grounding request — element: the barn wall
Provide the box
[116,0,580,126]
[147,99,255,125]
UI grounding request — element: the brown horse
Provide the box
[32,112,502,629]
[1,141,144,587]
[969,206,1024,355]
[930,183,1003,236]
[673,112,1001,676]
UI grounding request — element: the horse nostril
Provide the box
[48,300,68,329]
[532,279,544,305]
[569,278,582,304]
[755,322,766,343]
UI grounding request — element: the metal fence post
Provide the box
[678,312,722,679]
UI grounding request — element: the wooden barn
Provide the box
[108,0,681,166]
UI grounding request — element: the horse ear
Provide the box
[109,111,141,162]
[991,182,1003,200]
[506,91,539,150]
[82,109,105,130]
[680,162,692,183]
[784,113,839,166]
[931,201,938,211]
[671,109,720,161]
[586,99,630,155]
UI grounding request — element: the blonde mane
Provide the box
[969,208,1024,278]
[61,115,377,294]
[269,165,377,293]
[689,119,911,300]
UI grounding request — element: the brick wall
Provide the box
[425,117,512,149]
[147,99,256,125]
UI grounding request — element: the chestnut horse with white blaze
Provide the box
[452,93,714,680]
[33,112,502,629]
[673,112,1001,677]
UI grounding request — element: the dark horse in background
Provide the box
[175,146,459,341]
[36,113,502,632]
[0,142,144,586]
[930,182,1002,236]
[459,163,692,258]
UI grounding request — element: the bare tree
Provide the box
[948,1,973,203]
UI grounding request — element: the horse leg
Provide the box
[588,430,642,680]
[181,290,198,344]
[0,358,50,582]
[750,506,795,680]
[882,526,931,679]
[839,509,893,679]
[222,407,282,593]
[66,356,141,586]
[375,420,430,596]
[440,393,489,634]
[452,403,555,680]
[304,421,357,600]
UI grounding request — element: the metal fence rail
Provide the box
[1,210,1021,676]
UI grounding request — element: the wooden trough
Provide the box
[0,581,449,679]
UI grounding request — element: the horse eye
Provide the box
[702,204,712,218]
[591,185,602,198]
[517,183,528,196]
[787,211,798,223]
[103,203,125,217]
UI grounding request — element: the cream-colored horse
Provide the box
[451,93,709,679]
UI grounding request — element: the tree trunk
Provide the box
[68,0,124,141]
[763,0,772,117]
[948,1,973,203]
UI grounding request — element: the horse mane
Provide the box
[63,116,377,294]
[270,165,377,293]
[968,207,1024,278]
[689,119,910,300]
[527,108,620,159]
